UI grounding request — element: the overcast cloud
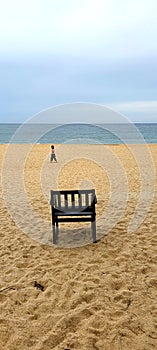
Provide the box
[0,0,157,122]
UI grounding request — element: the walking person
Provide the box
[50,145,57,162]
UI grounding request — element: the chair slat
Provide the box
[72,193,75,208]
[58,194,61,208]
[78,193,82,209]
[64,193,68,209]
[85,192,89,207]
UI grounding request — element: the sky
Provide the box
[0,0,157,123]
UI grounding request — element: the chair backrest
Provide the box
[50,189,96,212]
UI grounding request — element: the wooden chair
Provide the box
[50,189,97,244]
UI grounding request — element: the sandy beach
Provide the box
[0,143,157,350]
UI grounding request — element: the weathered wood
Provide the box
[50,189,97,244]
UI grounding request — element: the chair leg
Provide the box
[56,220,59,242]
[92,219,97,243]
[53,223,56,244]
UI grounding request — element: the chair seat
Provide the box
[55,211,93,216]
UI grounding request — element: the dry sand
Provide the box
[0,144,157,349]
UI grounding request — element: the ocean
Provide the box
[0,123,157,144]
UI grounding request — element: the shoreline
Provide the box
[1,142,157,144]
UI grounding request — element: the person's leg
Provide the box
[50,154,57,162]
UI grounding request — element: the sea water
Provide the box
[0,123,157,144]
